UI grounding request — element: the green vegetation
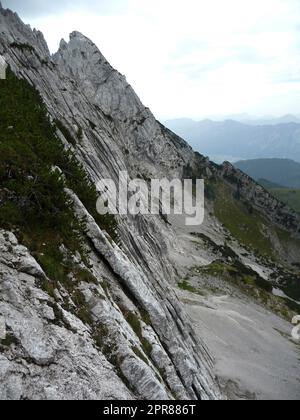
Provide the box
[132,346,149,366]
[213,182,277,259]
[178,280,197,293]
[270,267,300,303]
[201,261,238,277]
[204,179,217,200]
[195,260,298,320]
[74,267,98,285]
[0,68,118,289]
[10,42,35,53]
[123,311,153,357]
[268,187,300,213]
[125,312,143,337]
[139,308,152,326]
[258,179,300,213]
[178,277,206,297]
[191,232,238,260]
[200,259,272,293]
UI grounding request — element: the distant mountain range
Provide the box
[164,118,300,163]
[232,114,300,126]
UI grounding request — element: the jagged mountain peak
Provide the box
[70,30,93,43]
[0,5,50,57]
[58,38,68,51]
[1,9,220,400]
[55,29,108,69]
[53,28,194,172]
[59,30,103,55]
[54,29,150,122]
[1,5,300,401]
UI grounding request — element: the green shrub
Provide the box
[178,280,197,293]
[10,42,35,53]
[0,67,118,284]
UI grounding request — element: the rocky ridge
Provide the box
[0,3,299,400]
[0,3,219,400]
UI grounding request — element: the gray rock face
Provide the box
[0,4,220,400]
[53,30,193,178]
[0,3,298,401]
[220,162,300,236]
[0,230,133,400]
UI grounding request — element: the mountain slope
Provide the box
[0,4,300,400]
[267,187,300,213]
[165,118,300,163]
[235,158,300,189]
[0,4,219,401]
[234,158,300,213]
[258,180,300,214]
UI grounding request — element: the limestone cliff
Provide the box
[0,3,299,401]
[0,4,219,400]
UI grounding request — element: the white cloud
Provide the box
[3,0,300,119]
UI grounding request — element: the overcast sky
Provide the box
[3,0,300,120]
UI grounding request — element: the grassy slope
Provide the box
[212,180,300,263]
[184,179,300,316]
[213,181,275,258]
[268,188,300,213]
[258,179,300,213]
[180,260,299,320]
